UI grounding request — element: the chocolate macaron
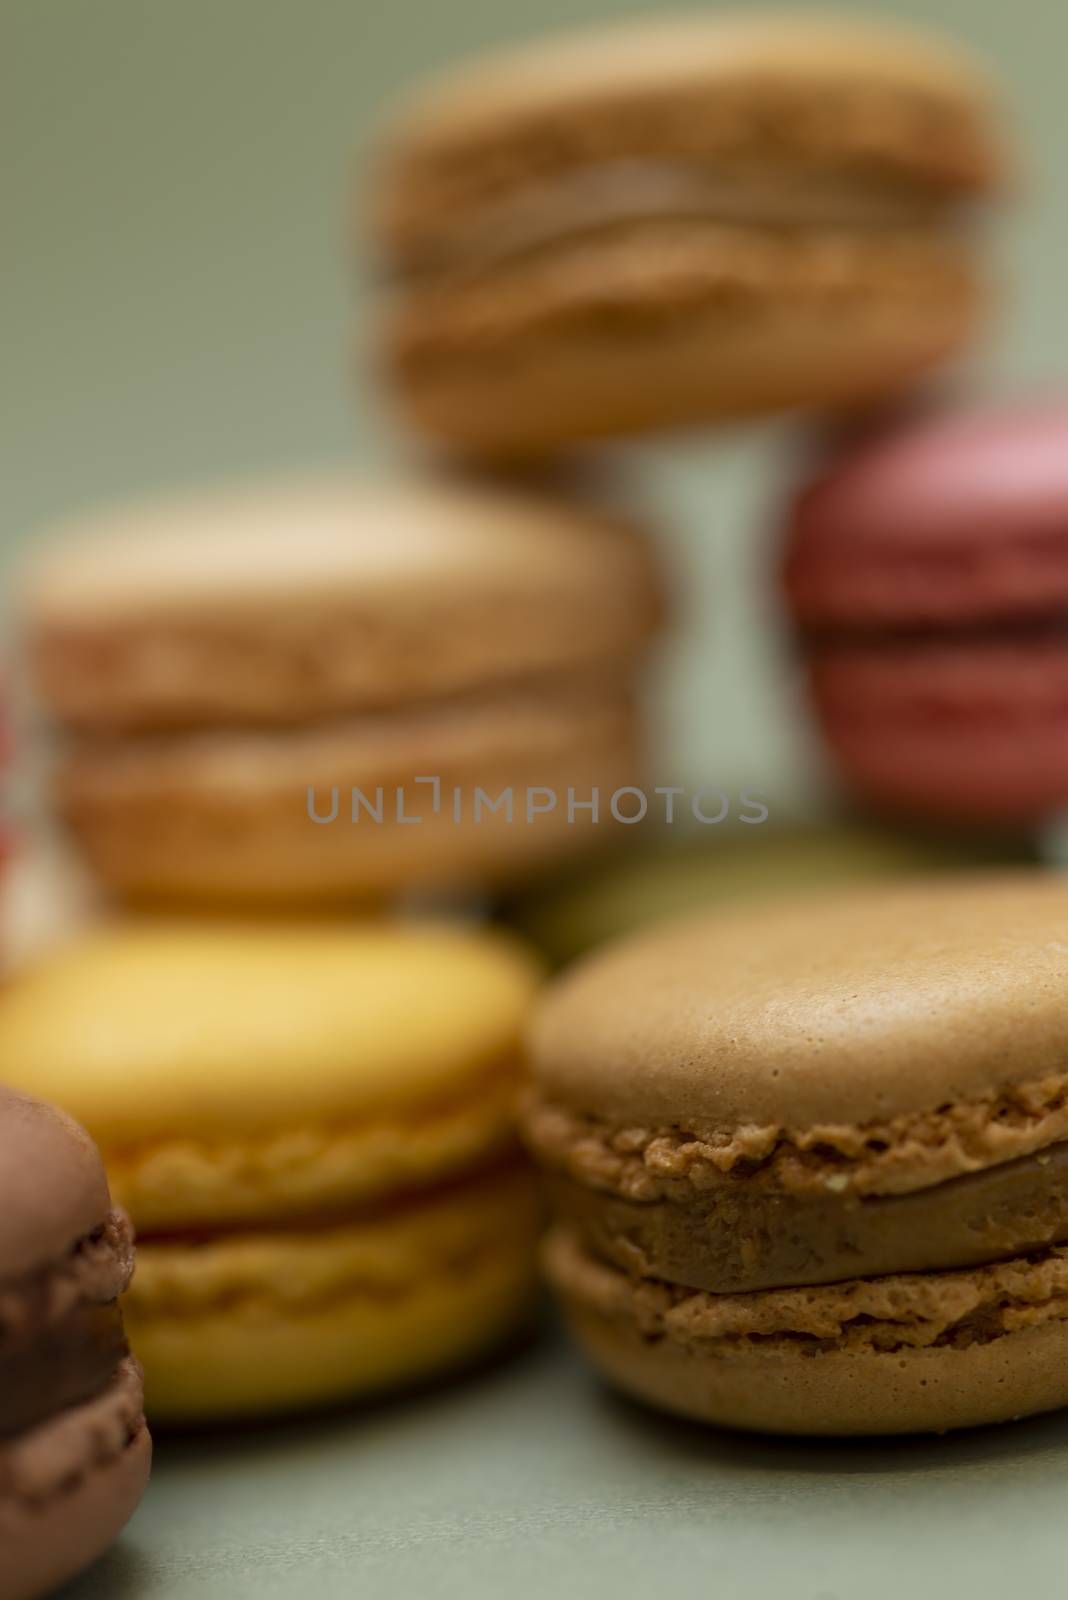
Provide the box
[526,875,1068,1434]
[23,477,662,904]
[373,13,1005,460]
[785,404,1068,823]
[0,1086,150,1597]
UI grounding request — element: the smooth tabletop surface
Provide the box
[65,1320,1064,1599]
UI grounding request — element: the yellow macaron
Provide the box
[0,918,543,1421]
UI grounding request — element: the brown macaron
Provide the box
[0,1086,151,1599]
[525,874,1068,1434]
[22,477,663,905]
[372,12,1006,460]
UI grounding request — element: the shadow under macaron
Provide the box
[592,1373,1068,1479]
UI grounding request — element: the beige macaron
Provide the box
[372,12,1006,460]
[23,477,663,904]
[525,874,1068,1434]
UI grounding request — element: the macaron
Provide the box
[0,920,543,1421]
[525,874,1068,1434]
[0,1086,151,1598]
[504,822,1031,965]
[372,12,1004,460]
[784,403,1068,823]
[22,477,662,904]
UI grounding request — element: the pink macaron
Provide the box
[783,403,1068,823]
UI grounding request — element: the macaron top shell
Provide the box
[24,478,662,730]
[0,922,542,1145]
[0,1088,111,1277]
[785,404,1068,626]
[529,874,1068,1132]
[377,12,1002,262]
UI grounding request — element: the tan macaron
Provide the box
[23,477,663,904]
[372,12,1006,460]
[525,874,1068,1434]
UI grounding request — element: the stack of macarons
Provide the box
[6,479,644,1422]
[14,469,668,1419]
[12,360,668,1429]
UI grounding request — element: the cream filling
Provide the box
[0,1210,134,1339]
[392,159,967,284]
[1,1357,145,1506]
[547,1227,1068,1358]
[524,1072,1068,1201]
[125,1166,539,1320]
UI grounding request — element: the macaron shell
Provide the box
[562,1297,1068,1436]
[26,478,662,731]
[124,1166,540,1421]
[785,405,1068,626]
[378,12,1001,259]
[104,1064,519,1232]
[1,1361,151,1600]
[807,639,1068,820]
[55,676,642,902]
[546,1226,1068,1434]
[1,1426,151,1600]
[0,1088,111,1278]
[527,873,1068,1133]
[0,922,540,1147]
[384,221,980,459]
[811,712,1068,822]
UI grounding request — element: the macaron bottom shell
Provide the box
[387,222,979,460]
[125,1165,541,1423]
[56,678,643,904]
[547,1226,1068,1435]
[1,1371,151,1600]
[804,640,1068,823]
[563,1298,1068,1437]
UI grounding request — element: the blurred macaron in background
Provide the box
[20,475,664,906]
[783,402,1068,825]
[372,11,1006,459]
[502,818,1036,966]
